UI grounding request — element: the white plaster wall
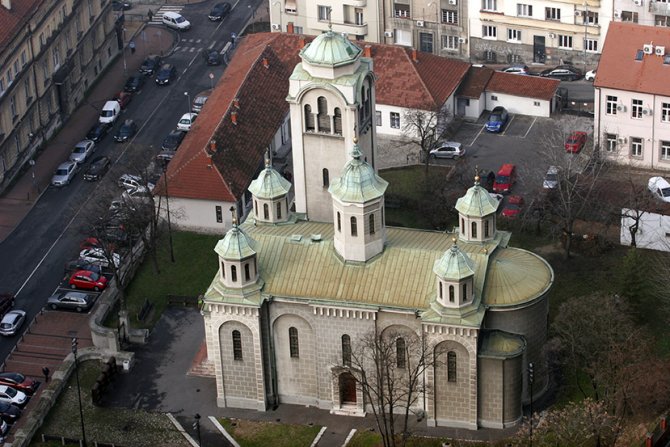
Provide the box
[621,209,670,251]
[162,197,232,234]
[485,92,551,118]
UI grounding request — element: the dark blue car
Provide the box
[485,106,509,133]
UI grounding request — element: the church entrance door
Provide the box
[339,372,357,404]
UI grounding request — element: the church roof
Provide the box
[248,158,292,199]
[455,178,499,217]
[300,30,362,67]
[433,242,475,280]
[328,144,388,203]
[214,224,256,261]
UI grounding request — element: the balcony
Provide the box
[334,21,368,36]
[650,1,670,15]
[346,0,367,6]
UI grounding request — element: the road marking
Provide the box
[196,39,202,43]
[189,47,195,53]
[469,126,485,147]
[501,115,515,136]
[523,117,537,138]
[208,41,216,49]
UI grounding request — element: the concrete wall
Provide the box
[478,357,502,426]
[485,91,551,118]
[168,197,232,234]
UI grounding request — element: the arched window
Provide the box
[439,282,443,298]
[447,351,457,382]
[337,212,341,232]
[244,263,251,281]
[221,262,226,279]
[350,217,358,237]
[342,334,352,366]
[231,265,237,282]
[461,218,465,235]
[462,283,467,301]
[304,104,314,131]
[471,221,477,238]
[232,330,243,360]
[323,168,329,187]
[369,214,375,234]
[289,327,299,358]
[449,285,454,303]
[333,108,342,135]
[484,220,490,237]
[317,96,331,132]
[396,337,406,368]
[263,203,269,220]
[276,202,282,219]
[254,200,258,216]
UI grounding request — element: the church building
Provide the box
[201,30,553,430]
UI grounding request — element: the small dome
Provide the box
[328,144,388,203]
[248,161,291,200]
[455,178,499,218]
[215,224,256,261]
[300,31,362,67]
[433,242,475,280]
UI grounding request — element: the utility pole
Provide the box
[528,362,534,447]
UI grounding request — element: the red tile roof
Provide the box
[596,22,670,96]
[457,66,495,99]
[0,0,40,51]
[486,72,560,101]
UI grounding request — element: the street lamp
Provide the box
[248,5,256,32]
[162,163,176,263]
[71,338,87,447]
[193,413,202,446]
[528,362,534,447]
[184,91,190,114]
[28,159,38,196]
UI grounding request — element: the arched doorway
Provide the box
[339,372,357,404]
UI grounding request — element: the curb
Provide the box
[209,415,241,447]
[166,412,200,447]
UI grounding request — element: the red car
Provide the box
[501,195,524,218]
[565,131,587,153]
[114,91,132,109]
[68,270,108,291]
[0,373,37,396]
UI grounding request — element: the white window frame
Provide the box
[558,35,573,48]
[606,95,618,115]
[546,7,561,20]
[318,5,331,21]
[507,29,521,41]
[390,112,400,129]
[442,35,459,50]
[482,25,497,38]
[661,141,670,160]
[605,133,618,152]
[661,103,670,122]
[482,0,497,11]
[517,3,532,16]
[631,137,643,157]
[441,9,458,24]
[584,39,598,52]
[631,99,643,119]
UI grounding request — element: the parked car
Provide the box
[162,130,186,151]
[192,93,209,113]
[99,100,121,124]
[83,156,111,181]
[118,173,144,192]
[0,401,21,423]
[0,310,25,336]
[0,295,14,318]
[0,419,7,436]
[0,385,27,407]
[429,141,465,159]
[648,176,670,203]
[501,64,529,75]
[79,248,121,268]
[47,291,95,312]
[112,0,131,11]
[86,122,110,143]
[177,113,198,131]
[543,165,559,189]
[139,55,161,75]
[485,106,509,133]
[539,65,582,81]
[209,2,232,20]
[69,140,95,164]
[565,131,587,153]
[0,373,37,396]
[114,119,138,142]
[205,50,222,66]
[155,64,177,85]
[124,74,145,93]
[493,163,516,194]
[51,161,78,187]
[585,69,597,81]
[501,195,524,218]
[79,237,107,250]
[114,91,132,109]
[162,11,191,30]
[64,259,103,275]
[68,270,108,292]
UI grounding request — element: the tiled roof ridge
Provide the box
[402,48,440,110]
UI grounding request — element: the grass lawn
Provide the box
[347,429,502,447]
[219,418,322,447]
[32,361,188,447]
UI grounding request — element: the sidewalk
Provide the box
[0,20,175,244]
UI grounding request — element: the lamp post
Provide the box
[193,413,202,446]
[29,159,37,195]
[248,5,256,32]
[208,73,214,91]
[71,338,87,447]
[184,91,190,114]
[162,163,175,263]
[528,362,534,447]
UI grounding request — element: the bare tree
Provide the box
[345,328,437,447]
[401,106,453,170]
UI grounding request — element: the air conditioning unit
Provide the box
[549,33,556,38]
[458,37,467,43]
[644,43,654,54]
[416,20,425,27]
[449,0,458,4]
[656,45,666,56]
[384,31,394,38]
[642,108,652,116]
[271,23,280,30]
[617,104,627,112]
[614,11,621,18]
[634,0,643,6]
[618,137,626,144]
[575,10,582,16]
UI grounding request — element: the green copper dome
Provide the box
[433,241,475,280]
[215,224,256,261]
[248,159,291,200]
[300,31,362,67]
[328,144,388,203]
[455,177,499,217]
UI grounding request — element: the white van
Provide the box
[162,11,191,30]
[99,101,121,124]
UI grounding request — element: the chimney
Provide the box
[363,45,372,57]
[298,35,306,48]
[233,98,240,109]
[262,57,269,69]
[208,140,217,156]
[1,0,11,10]
[287,23,295,34]
[411,49,418,62]
[231,111,238,125]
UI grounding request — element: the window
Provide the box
[337,212,341,231]
[441,10,458,24]
[584,39,598,52]
[419,32,433,52]
[318,5,331,21]
[517,4,532,17]
[232,330,243,360]
[545,7,560,20]
[482,0,497,11]
[662,103,670,122]
[9,96,16,118]
[460,218,465,234]
[484,220,490,237]
[508,29,521,41]
[294,25,303,34]
[631,137,643,157]
[355,8,364,25]
[656,15,670,27]
[322,168,329,187]
[231,265,237,282]
[632,99,643,119]
[216,206,223,223]
[558,35,573,48]
[263,203,269,220]
[482,25,497,38]
[471,221,477,238]
[439,282,443,298]
[447,351,457,382]
[276,202,282,219]
[53,48,61,69]
[661,141,670,160]
[605,133,617,152]
[289,327,299,358]
[317,97,330,132]
[390,112,400,129]
[254,201,258,216]
[243,263,250,281]
[621,11,638,22]
[585,11,599,25]
[369,214,375,234]
[375,111,381,126]
[333,108,342,135]
[394,3,410,18]
[396,338,406,368]
[304,105,314,131]
[351,216,358,237]
[534,101,540,106]
[342,334,352,366]
[462,283,467,301]
[449,285,454,302]
[442,35,459,50]
[606,96,618,115]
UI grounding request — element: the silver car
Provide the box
[47,291,95,312]
[429,141,465,160]
[0,310,26,336]
[51,161,78,187]
[69,140,95,163]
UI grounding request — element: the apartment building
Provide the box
[0,0,121,193]
[613,0,670,27]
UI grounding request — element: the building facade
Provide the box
[0,0,121,194]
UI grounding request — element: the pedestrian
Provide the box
[147,9,154,22]
[42,366,50,383]
[129,40,136,54]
